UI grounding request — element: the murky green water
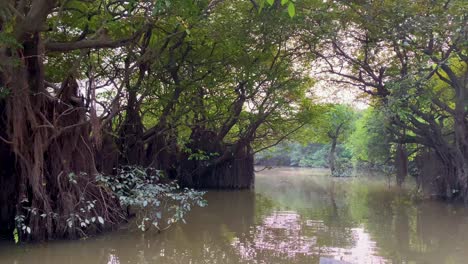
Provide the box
[2,167,468,264]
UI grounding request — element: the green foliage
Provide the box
[0,32,22,49]
[0,86,10,99]
[325,0,467,187]
[301,104,357,144]
[13,228,19,244]
[296,144,328,167]
[256,142,353,170]
[5,0,465,241]
[0,32,22,72]
[346,107,392,166]
[287,2,295,17]
[97,166,206,232]
[13,167,206,239]
[259,0,296,17]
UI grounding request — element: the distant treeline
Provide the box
[255,143,352,174]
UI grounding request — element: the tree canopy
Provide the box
[0,0,466,242]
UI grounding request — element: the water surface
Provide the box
[2,167,468,264]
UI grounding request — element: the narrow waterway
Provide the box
[2,167,468,264]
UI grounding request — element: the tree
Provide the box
[307,104,356,175]
[314,0,467,197]
[0,0,324,241]
[0,0,235,241]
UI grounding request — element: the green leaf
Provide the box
[13,228,19,244]
[288,2,295,17]
[266,0,274,6]
[281,0,288,6]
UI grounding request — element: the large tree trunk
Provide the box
[118,91,145,165]
[0,101,17,238]
[395,144,408,187]
[453,79,468,201]
[415,138,467,201]
[145,125,179,179]
[329,138,337,176]
[424,144,466,201]
[95,131,120,175]
[177,129,254,189]
[0,32,124,241]
[178,148,255,189]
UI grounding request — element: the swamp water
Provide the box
[1,167,468,264]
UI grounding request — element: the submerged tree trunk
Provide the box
[177,129,254,189]
[395,144,408,187]
[435,147,466,201]
[417,145,467,201]
[178,147,255,189]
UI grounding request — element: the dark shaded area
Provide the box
[178,129,254,189]
[0,101,17,238]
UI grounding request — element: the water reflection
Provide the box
[2,167,468,264]
[232,209,386,264]
[233,211,318,261]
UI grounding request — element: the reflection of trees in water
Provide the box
[233,211,318,260]
[111,190,258,263]
[0,190,258,264]
[231,175,387,263]
[352,184,468,264]
[5,171,468,264]
[256,174,357,248]
[145,173,468,264]
[255,174,468,263]
[231,210,387,264]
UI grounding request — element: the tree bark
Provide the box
[177,128,254,189]
[0,19,124,241]
[395,143,408,187]
[329,137,337,176]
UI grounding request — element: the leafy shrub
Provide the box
[14,167,207,242]
[97,166,207,232]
